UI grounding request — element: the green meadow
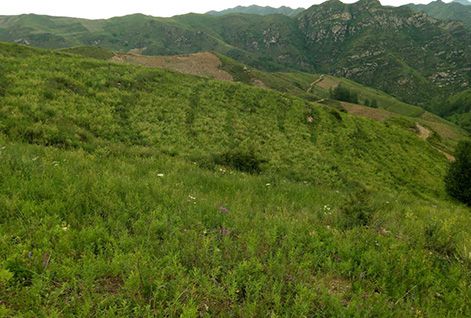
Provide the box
[0,43,470,317]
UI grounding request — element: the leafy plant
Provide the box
[213,148,267,174]
[445,140,471,205]
[330,85,359,104]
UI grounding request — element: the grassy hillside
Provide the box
[62,47,467,153]
[1,42,471,316]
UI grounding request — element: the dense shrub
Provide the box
[0,66,8,97]
[329,84,359,104]
[45,75,85,96]
[445,140,471,205]
[340,188,375,229]
[425,222,457,257]
[213,149,267,174]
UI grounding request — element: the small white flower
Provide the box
[188,195,196,200]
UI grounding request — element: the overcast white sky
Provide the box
[1,0,451,19]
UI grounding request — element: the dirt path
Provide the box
[416,123,455,161]
[416,123,432,140]
[307,75,325,93]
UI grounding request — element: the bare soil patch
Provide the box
[341,102,396,122]
[112,52,233,81]
[415,123,432,140]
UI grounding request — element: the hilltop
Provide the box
[0,41,471,316]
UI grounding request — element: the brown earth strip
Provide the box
[340,102,397,122]
[111,52,234,81]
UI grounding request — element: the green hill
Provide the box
[104,49,465,153]
[1,42,471,316]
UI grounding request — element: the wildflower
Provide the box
[218,206,229,214]
[61,222,69,231]
[188,195,196,200]
[307,116,314,123]
[219,227,231,236]
[157,173,164,177]
[266,183,271,187]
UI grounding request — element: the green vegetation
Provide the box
[329,85,359,104]
[444,90,471,129]
[60,46,115,60]
[1,42,471,316]
[445,140,471,205]
[217,55,427,119]
[328,76,426,117]
[431,89,471,133]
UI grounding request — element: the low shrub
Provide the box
[213,149,267,174]
[340,188,375,229]
[445,140,471,205]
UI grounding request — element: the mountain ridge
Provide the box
[407,0,471,29]
[207,5,304,17]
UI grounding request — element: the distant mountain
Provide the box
[452,0,471,5]
[297,0,471,104]
[207,5,304,17]
[407,0,471,29]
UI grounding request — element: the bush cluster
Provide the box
[445,140,471,205]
